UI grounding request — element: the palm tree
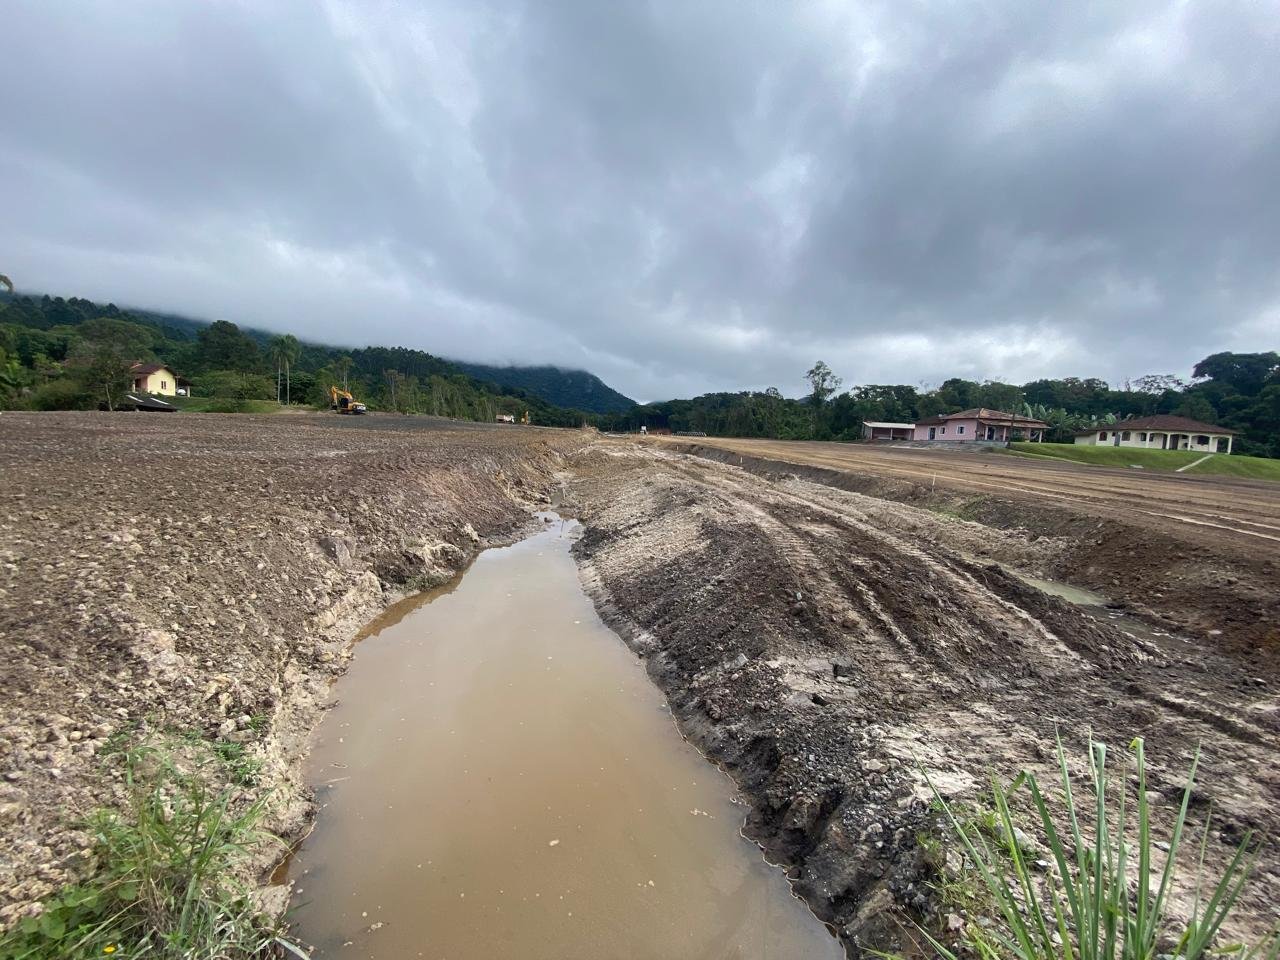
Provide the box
[268,337,286,403]
[269,335,301,405]
[0,274,13,294]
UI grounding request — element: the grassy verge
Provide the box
[919,736,1278,960]
[165,396,286,414]
[0,741,304,960]
[1004,442,1280,480]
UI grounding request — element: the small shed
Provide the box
[862,421,915,442]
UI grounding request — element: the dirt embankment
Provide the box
[665,439,1280,659]
[570,441,1280,956]
[0,412,582,927]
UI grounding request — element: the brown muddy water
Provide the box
[285,515,842,960]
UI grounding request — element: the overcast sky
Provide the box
[2,2,1278,402]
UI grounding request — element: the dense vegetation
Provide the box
[0,293,593,426]
[452,361,635,414]
[3,291,1274,457]
[599,355,1280,458]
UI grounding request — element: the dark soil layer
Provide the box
[570,442,1280,957]
[0,411,583,927]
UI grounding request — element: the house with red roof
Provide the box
[129,362,184,397]
[912,408,1049,443]
[1074,415,1236,454]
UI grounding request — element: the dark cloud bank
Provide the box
[2,1,1277,401]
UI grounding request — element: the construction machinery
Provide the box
[329,385,368,415]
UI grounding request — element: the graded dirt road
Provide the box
[660,436,1280,552]
[571,439,1280,954]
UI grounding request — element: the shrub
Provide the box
[923,737,1278,960]
[0,745,305,959]
[25,378,97,411]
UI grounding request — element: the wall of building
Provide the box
[136,370,176,396]
[913,418,984,441]
[1075,430,1230,452]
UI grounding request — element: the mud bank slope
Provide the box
[664,439,1280,657]
[0,412,583,926]
[570,441,1280,957]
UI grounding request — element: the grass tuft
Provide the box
[0,744,305,960]
[921,736,1278,960]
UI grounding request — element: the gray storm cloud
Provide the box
[1,0,1277,401]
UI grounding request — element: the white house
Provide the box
[1074,415,1236,454]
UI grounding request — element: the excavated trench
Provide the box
[284,514,841,959]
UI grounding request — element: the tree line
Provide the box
[597,354,1280,458]
[3,291,1275,455]
[0,293,591,425]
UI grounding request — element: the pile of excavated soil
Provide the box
[0,412,583,927]
[570,442,1280,957]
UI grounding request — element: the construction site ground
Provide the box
[1,416,1277,956]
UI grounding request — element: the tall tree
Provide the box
[268,336,286,403]
[804,361,841,407]
[195,320,260,372]
[333,354,353,393]
[269,334,300,404]
[0,274,12,294]
[69,338,133,411]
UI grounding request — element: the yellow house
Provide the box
[130,362,178,397]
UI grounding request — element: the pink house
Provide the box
[913,408,1048,443]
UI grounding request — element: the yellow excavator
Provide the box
[329,385,368,415]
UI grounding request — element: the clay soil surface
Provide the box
[0,411,581,926]
[3,416,1278,958]
[571,439,1280,955]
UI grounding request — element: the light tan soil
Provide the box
[570,440,1280,956]
[0,411,583,927]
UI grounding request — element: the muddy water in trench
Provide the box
[287,517,841,960]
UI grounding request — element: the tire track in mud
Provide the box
[571,443,1280,957]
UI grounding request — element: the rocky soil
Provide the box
[0,411,583,927]
[569,441,1280,957]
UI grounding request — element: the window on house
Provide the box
[1099,431,1108,440]
[1195,435,1209,445]
[1139,433,1147,441]
[940,427,946,434]
[1121,431,1130,441]
[161,380,167,390]
[957,425,965,435]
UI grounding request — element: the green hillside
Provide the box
[0,291,594,425]
[451,361,635,414]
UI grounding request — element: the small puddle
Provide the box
[285,515,841,959]
[1012,573,1183,646]
[1015,574,1108,608]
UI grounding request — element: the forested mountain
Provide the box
[599,357,1280,458]
[0,292,593,425]
[451,362,635,414]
